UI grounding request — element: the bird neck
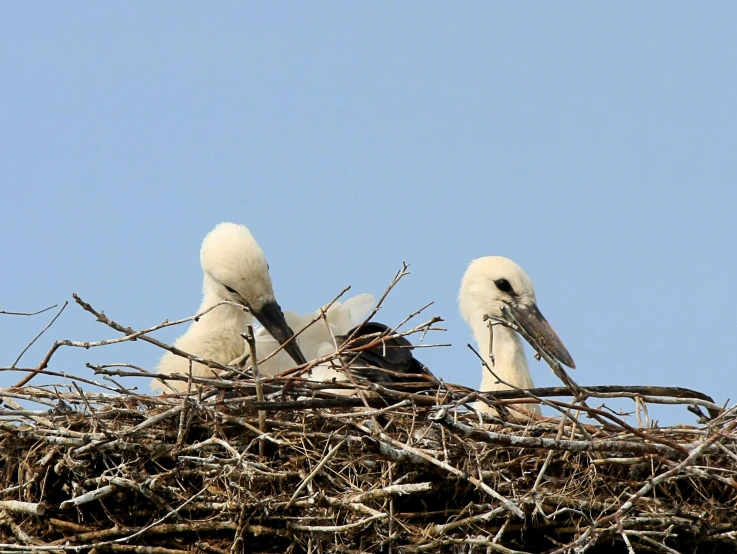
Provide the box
[198,276,253,331]
[469,316,535,391]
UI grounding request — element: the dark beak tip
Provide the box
[556,349,575,369]
[255,302,307,366]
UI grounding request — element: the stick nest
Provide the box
[1,287,735,553]
[1,375,736,554]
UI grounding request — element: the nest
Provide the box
[1,294,736,553]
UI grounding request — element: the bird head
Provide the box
[459,256,575,368]
[200,222,307,365]
[201,222,275,310]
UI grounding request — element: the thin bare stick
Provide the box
[254,286,351,370]
[244,324,265,457]
[344,262,411,345]
[14,297,245,388]
[497,306,582,393]
[285,439,344,510]
[1,304,58,316]
[11,301,68,371]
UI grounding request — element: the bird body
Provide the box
[155,221,429,394]
[459,256,575,417]
[465,315,535,392]
[157,281,251,386]
[154,222,305,392]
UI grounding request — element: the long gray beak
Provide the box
[510,303,576,368]
[252,301,307,366]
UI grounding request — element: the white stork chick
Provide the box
[154,222,306,392]
[459,256,575,417]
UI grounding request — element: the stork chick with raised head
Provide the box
[459,256,575,416]
[154,222,306,392]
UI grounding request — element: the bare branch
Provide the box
[10,301,68,371]
[0,304,58,316]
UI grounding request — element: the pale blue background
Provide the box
[1,4,735,424]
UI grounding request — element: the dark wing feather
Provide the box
[338,322,433,383]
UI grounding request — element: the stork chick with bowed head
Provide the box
[154,222,306,392]
[459,257,575,417]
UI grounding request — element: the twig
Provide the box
[348,481,436,503]
[15,297,244,388]
[430,408,687,457]
[286,514,386,533]
[432,506,507,535]
[468,342,574,421]
[0,304,57,316]
[11,301,68,371]
[344,262,412,345]
[285,439,344,510]
[533,410,570,495]
[0,501,46,516]
[255,286,351,373]
[498,305,582,393]
[59,485,116,509]
[244,324,266,457]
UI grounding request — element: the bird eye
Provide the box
[224,285,238,295]
[494,279,515,295]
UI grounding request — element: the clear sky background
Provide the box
[1,4,735,425]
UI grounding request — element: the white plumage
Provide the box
[255,293,376,382]
[154,222,305,392]
[154,222,375,392]
[459,256,574,416]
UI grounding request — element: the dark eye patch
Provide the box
[224,284,238,295]
[494,278,516,295]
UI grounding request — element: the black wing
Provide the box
[339,322,433,383]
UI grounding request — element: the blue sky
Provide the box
[1,4,735,425]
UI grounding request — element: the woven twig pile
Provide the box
[1,291,735,553]
[0,373,735,554]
